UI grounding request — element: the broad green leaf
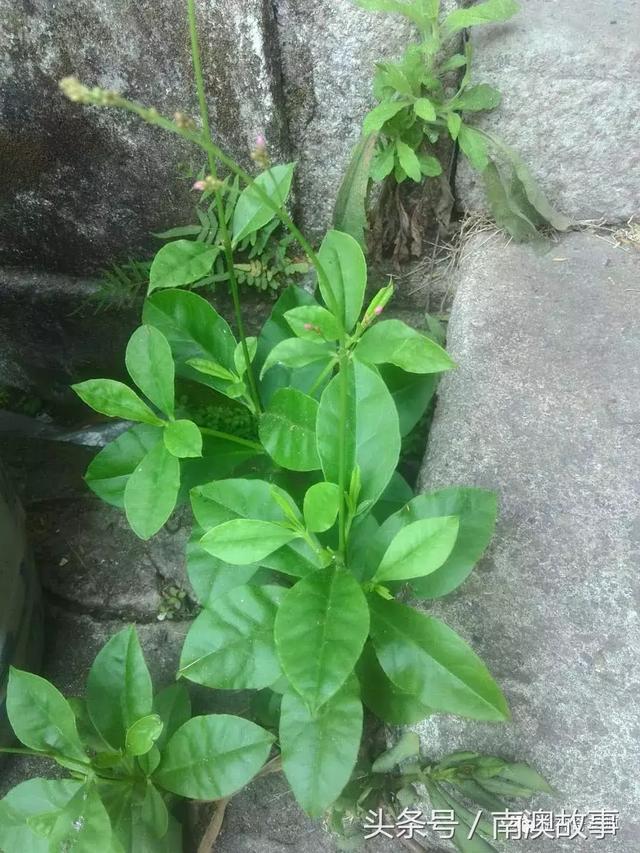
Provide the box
[84,424,161,508]
[458,124,489,172]
[285,305,342,341]
[259,337,334,379]
[163,419,202,458]
[371,732,420,773]
[317,360,400,507]
[280,678,363,817]
[125,714,163,756]
[149,239,217,293]
[232,163,295,244]
[0,779,81,853]
[332,134,377,249]
[373,470,414,523]
[370,143,396,182]
[453,84,501,112]
[440,53,468,73]
[414,98,436,122]
[124,441,180,539]
[447,112,462,139]
[6,669,87,762]
[87,626,153,750]
[379,364,438,436]
[372,516,460,582]
[418,152,443,176]
[317,229,367,332]
[395,140,422,182]
[501,144,573,231]
[179,585,285,689]
[191,478,319,577]
[482,160,540,241]
[357,643,432,725]
[443,0,519,34]
[256,286,332,405]
[179,434,259,500]
[233,337,258,378]
[399,488,498,598]
[426,782,497,853]
[353,0,425,27]
[363,100,408,135]
[357,319,455,373]
[142,290,236,395]
[72,379,163,426]
[125,325,175,418]
[369,597,509,721]
[200,518,298,564]
[187,526,259,604]
[259,388,320,471]
[274,566,369,710]
[48,783,113,853]
[186,358,236,382]
[477,762,554,796]
[153,684,192,752]
[303,482,340,532]
[100,780,171,851]
[154,715,273,799]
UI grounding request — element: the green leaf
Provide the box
[476,762,554,796]
[125,714,163,756]
[502,146,573,231]
[426,782,497,853]
[370,143,396,182]
[179,585,285,689]
[72,379,163,426]
[163,419,202,458]
[124,441,180,539]
[373,470,414,523]
[285,305,342,341]
[154,715,273,799]
[149,239,217,293]
[403,488,498,598]
[372,516,460,582]
[369,597,509,721]
[317,229,367,332]
[379,364,438,436]
[440,53,468,73]
[303,482,340,533]
[443,0,519,34]
[0,779,81,853]
[84,424,161,508]
[125,325,175,418]
[259,388,320,471]
[357,319,455,373]
[153,684,192,752]
[232,163,295,244]
[371,732,420,773]
[332,134,377,249]
[453,84,502,112]
[458,124,489,172]
[48,784,114,853]
[280,678,363,817]
[6,669,87,762]
[87,626,153,750]
[363,100,408,135]
[275,566,369,711]
[142,290,236,395]
[418,152,443,176]
[395,140,422,182]
[353,0,425,27]
[100,780,171,851]
[482,160,540,241]
[187,527,259,605]
[414,98,436,122]
[233,337,258,378]
[447,112,462,139]
[200,519,298,564]
[357,643,432,725]
[260,338,334,379]
[317,360,400,508]
[186,357,236,382]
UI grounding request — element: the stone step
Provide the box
[417,231,640,851]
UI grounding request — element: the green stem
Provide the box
[199,426,263,453]
[186,0,262,414]
[306,357,337,397]
[337,347,350,559]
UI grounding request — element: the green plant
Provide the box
[0,1,550,846]
[0,627,275,851]
[336,0,571,249]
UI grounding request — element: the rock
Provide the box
[275,0,416,241]
[0,0,289,273]
[416,232,640,851]
[455,0,640,222]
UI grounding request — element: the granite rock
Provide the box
[416,231,640,850]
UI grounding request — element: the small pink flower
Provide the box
[192,180,206,191]
[255,134,266,149]
[374,305,384,316]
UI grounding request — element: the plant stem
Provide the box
[337,347,350,559]
[197,796,231,853]
[198,426,263,453]
[186,0,262,414]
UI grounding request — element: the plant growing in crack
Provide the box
[0,1,553,849]
[336,0,572,258]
